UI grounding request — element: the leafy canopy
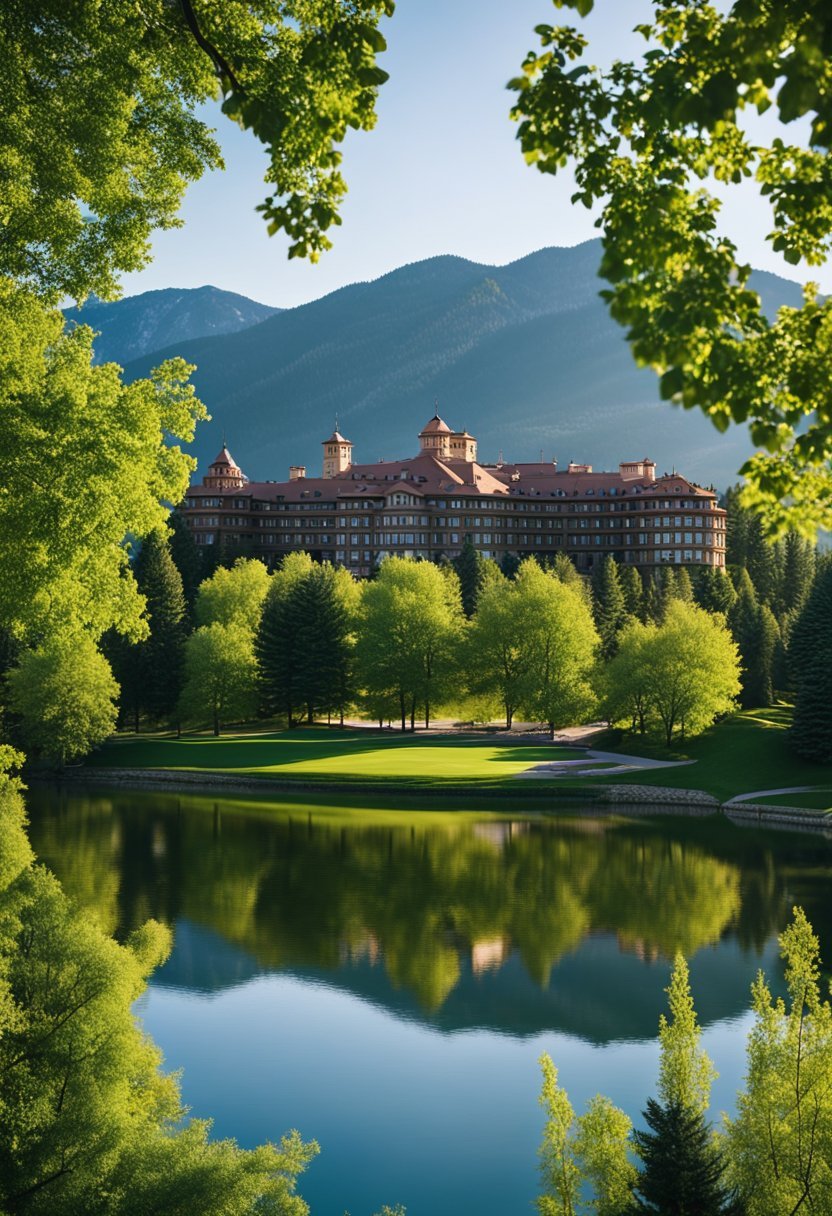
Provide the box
[511,1,832,536]
[2,0,395,302]
[0,289,206,644]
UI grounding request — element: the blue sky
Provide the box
[120,0,829,308]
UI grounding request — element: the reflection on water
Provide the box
[27,786,832,1215]
[26,786,832,1041]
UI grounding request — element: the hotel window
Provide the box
[451,532,459,544]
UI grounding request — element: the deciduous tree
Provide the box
[0,293,205,645]
[7,634,118,766]
[0,757,318,1215]
[195,558,271,636]
[178,622,258,735]
[356,558,464,731]
[3,0,393,303]
[725,909,832,1214]
[522,563,599,736]
[511,2,832,534]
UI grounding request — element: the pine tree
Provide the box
[729,571,777,709]
[167,509,203,618]
[789,561,832,761]
[675,567,694,602]
[256,578,307,728]
[295,566,354,724]
[591,556,628,660]
[632,1099,742,1216]
[620,565,644,619]
[132,529,188,724]
[657,567,677,620]
[500,552,521,580]
[778,531,816,617]
[693,567,736,617]
[549,552,582,586]
[453,536,485,618]
[724,485,750,570]
[745,515,781,607]
[642,576,663,624]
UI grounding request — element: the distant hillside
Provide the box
[122,242,806,489]
[64,285,279,366]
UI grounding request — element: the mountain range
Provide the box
[97,241,804,489]
[64,285,279,365]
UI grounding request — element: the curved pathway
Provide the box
[516,748,696,780]
[724,786,821,805]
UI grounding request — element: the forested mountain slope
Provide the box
[122,241,805,487]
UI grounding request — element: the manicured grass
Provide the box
[594,706,832,803]
[88,728,585,787]
[751,789,832,813]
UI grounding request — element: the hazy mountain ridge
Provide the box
[63,285,280,365]
[119,243,806,487]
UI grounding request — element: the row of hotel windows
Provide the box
[188,510,720,535]
[192,530,721,554]
[194,494,720,513]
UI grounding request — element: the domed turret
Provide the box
[204,445,247,489]
[419,412,452,458]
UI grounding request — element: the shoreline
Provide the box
[38,766,832,835]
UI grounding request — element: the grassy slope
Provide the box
[750,789,832,812]
[88,730,584,787]
[595,707,832,804]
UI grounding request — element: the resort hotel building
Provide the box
[181,414,727,578]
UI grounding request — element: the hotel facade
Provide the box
[181,414,727,578]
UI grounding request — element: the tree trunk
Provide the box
[134,702,139,734]
[506,704,513,729]
[213,709,220,736]
[425,698,430,730]
[549,721,555,740]
[410,698,416,733]
[400,692,406,733]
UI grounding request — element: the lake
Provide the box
[26,785,832,1216]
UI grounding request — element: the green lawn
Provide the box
[594,706,832,803]
[88,729,585,787]
[750,789,832,813]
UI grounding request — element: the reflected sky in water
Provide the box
[28,785,832,1216]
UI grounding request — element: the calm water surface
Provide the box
[27,786,832,1216]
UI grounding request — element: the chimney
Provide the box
[289,465,306,481]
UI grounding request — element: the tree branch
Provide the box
[178,0,243,94]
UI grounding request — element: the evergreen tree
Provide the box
[693,567,737,617]
[729,571,778,709]
[549,552,582,587]
[591,556,628,660]
[500,552,521,580]
[675,567,694,603]
[631,1099,743,1216]
[620,565,644,620]
[167,509,204,618]
[724,486,750,570]
[296,567,355,724]
[256,576,308,729]
[745,515,781,608]
[789,561,832,761]
[642,575,663,624]
[657,567,677,620]
[102,628,143,733]
[777,531,816,618]
[453,536,485,618]
[132,528,188,724]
